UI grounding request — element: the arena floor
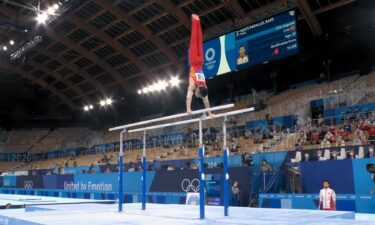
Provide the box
[0,194,375,225]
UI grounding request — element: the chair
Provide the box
[291,151,302,162]
[355,146,364,159]
[319,149,330,161]
[337,148,347,160]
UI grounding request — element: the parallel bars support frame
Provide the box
[109,104,255,218]
[118,129,126,212]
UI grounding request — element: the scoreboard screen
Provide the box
[201,32,237,79]
[235,10,298,69]
[194,10,299,78]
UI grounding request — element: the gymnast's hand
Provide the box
[187,109,192,115]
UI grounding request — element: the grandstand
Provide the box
[0,0,374,224]
[0,71,374,174]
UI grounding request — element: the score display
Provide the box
[235,10,298,69]
[196,10,299,77]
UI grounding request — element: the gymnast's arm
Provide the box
[202,95,213,116]
[186,78,195,114]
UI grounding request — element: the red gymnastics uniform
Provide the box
[189,14,207,88]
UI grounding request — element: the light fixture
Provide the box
[83,106,89,111]
[148,84,157,92]
[9,40,14,46]
[105,98,112,105]
[157,80,168,91]
[24,29,28,33]
[170,77,180,87]
[53,3,59,10]
[3,46,7,51]
[138,78,179,95]
[36,13,48,24]
[100,100,106,106]
[47,7,55,15]
[10,36,43,60]
[89,105,94,109]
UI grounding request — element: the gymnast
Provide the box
[186,14,213,116]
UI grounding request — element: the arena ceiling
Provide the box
[0,0,356,112]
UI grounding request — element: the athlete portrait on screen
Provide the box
[317,180,337,211]
[237,45,249,65]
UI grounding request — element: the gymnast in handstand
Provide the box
[186,14,213,116]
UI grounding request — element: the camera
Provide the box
[241,153,253,167]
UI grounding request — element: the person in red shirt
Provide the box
[186,14,212,116]
[359,121,371,132]
[311,131,320,145]
[328,126,336,134]
[339,128,349,141]
[368,126,375,145]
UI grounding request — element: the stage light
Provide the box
[138,90,142,95]
[24,29,28,33]
[170,77,180,87]
[53,3,59,10]
[143,87,149,94]
[84,106,89,111]
[36,13,48,24]
[10,36,42,60]
[9,40,14,46]
[100,100,106,106]
[89,105,94,109]
[47,7,55,15]
[156,80,167,91]
[3,46,7,51]
[162,81,168,89]
[106,98,112,105]
[149,84,157,92]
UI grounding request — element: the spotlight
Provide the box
[24,29,28,33]
[100,100,106,106]
[156,80,168,91]
[148,84,157,92]
[53,4,59,10]
[36,13,48,24]
[170,77,180,87]
[142,87,149,94]
[137,90,142,95]
[154,82,161,91]
[47,7,55,15]
[9,40,14,46]
[83,106,89,111]
[3,46,7,51]
[105,98,112,105]
[89,105,94,109]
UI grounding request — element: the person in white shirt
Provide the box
[318,180,336,210]
[237,45,249,65]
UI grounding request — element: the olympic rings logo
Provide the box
[205,48,215,62]
[24,181,33,189]
[181,179,200,192]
